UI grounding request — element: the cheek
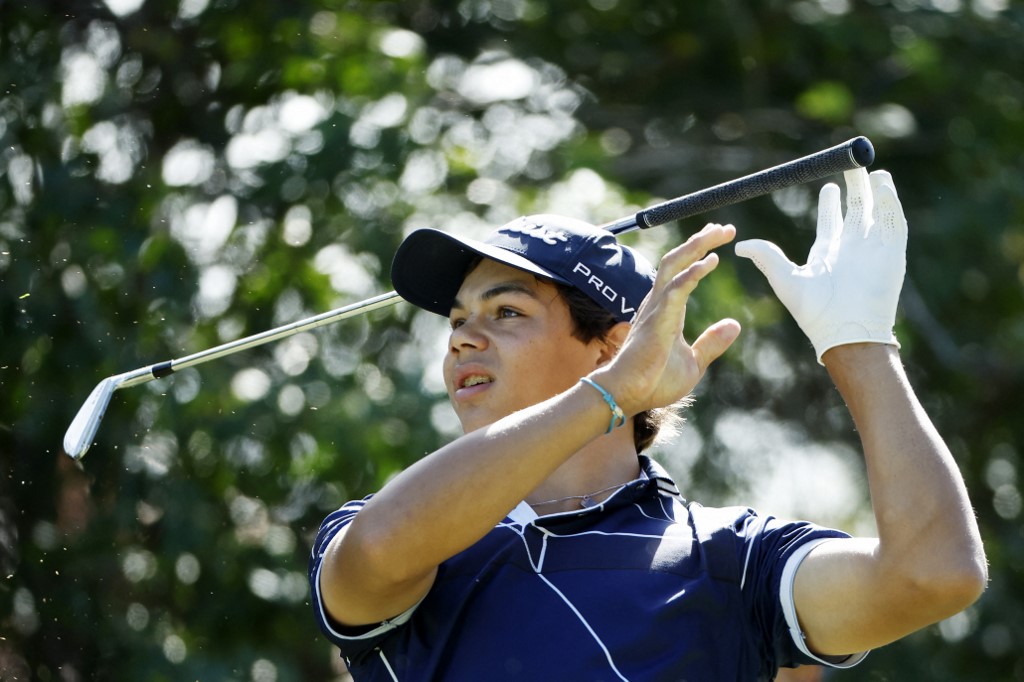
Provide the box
[441,353,456,388]
[523,339,591,379]
[442,349,453,371]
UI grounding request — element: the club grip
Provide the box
[610,136,874,234]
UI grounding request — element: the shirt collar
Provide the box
[508,456,684,526]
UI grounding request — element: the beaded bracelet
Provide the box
[580,377,627,434]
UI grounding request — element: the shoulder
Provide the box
[685,502,850,585]
[683,502,757,583]
[308,495,379,575]
[687,501,848,547]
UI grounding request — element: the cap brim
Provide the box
[390,228,570,317]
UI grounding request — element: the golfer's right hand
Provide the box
[594,223,741,416]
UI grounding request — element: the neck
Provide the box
[525,428,641,513]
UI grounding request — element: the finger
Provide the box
[659,223,736,280]
[639,224,734,322]
[735,238,798,291]
[869,170,908,248]
[808,182,842,264]
[841,167,873,239]
[635,251,723,347]
[691,318,741,374]
[666,251,722,302]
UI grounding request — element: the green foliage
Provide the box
[2,0,1022,679]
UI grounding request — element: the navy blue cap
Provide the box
[390,214,656,323]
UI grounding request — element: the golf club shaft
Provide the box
[100,292,402,391]
[64,136,874,459]
[148,291,402,382]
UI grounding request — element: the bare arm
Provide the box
[793,344,987,655]
[735,169,987,656]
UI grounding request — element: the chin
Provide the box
[456,410,505,435]
[458,420,486,435]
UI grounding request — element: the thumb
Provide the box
[691,318,742,374]
[735,239,798,288]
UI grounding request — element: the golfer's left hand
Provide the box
[596,223,741,416]
[735,168,907,364]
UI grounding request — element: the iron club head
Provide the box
[63,375,122,460]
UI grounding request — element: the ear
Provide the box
[596,321,631,366]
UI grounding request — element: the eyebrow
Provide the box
[451,281,540,312]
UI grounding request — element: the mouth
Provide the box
[460,374,493,389]
[452,367,495,400]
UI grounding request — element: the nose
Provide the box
[449,315,488,354]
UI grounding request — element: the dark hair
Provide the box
[554,283,685,453]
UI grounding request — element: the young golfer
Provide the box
[309,168,986,680]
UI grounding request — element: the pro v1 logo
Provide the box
[570,262,637,318]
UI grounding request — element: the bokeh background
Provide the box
[2,0,1022,679]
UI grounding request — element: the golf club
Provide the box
[63,136,874,460]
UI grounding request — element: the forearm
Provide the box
[825,344,986,586]
[330,378,613,585]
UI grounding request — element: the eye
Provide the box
[449,317,465,330]
[497,306,522,320]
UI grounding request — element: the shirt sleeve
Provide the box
[735,509,869,671]
[778,538,869,668]
[308,496,421,662]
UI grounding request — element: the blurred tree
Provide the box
[1,0,1021,680]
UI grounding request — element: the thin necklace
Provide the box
[531,482,626,510]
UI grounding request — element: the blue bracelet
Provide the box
[580,377,627,434]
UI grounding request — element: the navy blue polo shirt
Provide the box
[309,457,867,680]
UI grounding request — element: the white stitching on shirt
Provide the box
[536,572,632,681]
[378,649,399,681]
[740,535,756,591]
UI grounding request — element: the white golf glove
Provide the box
[735,168,907,365]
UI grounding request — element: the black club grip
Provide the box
[606,136,874,235]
